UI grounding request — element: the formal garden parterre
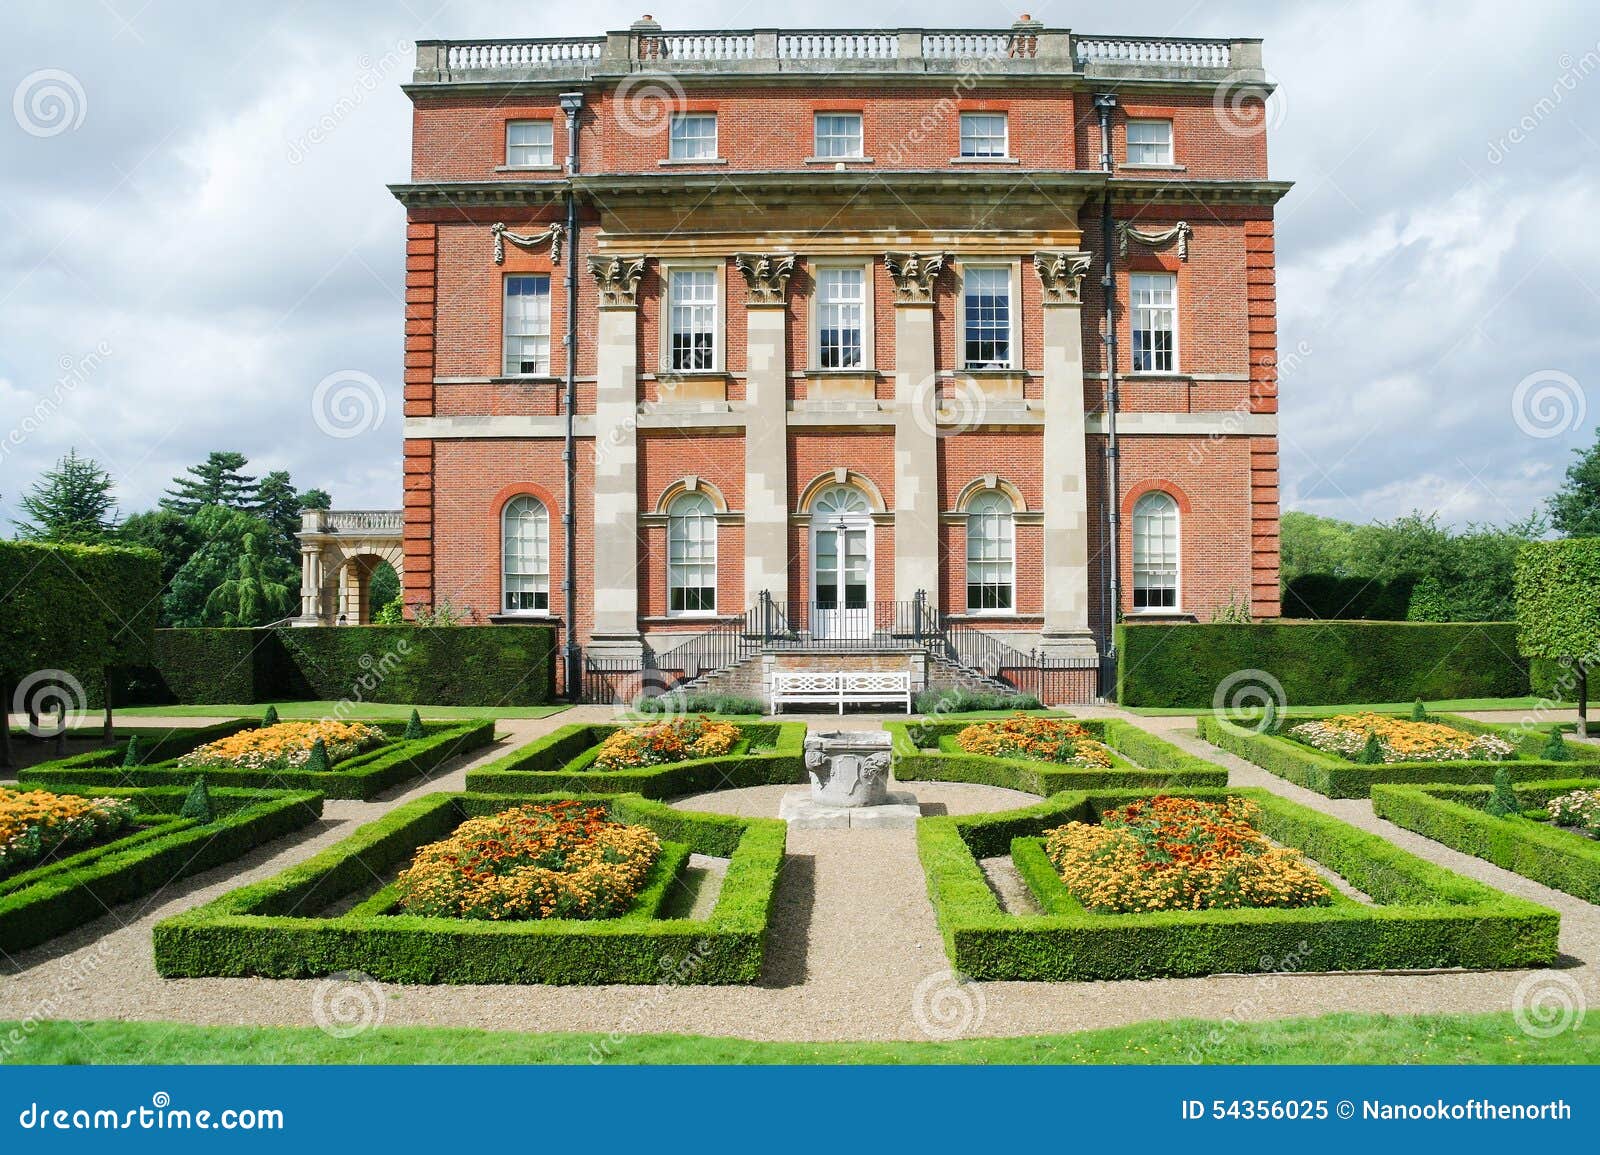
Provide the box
[918,786,1559,981]
[153,791,785,985]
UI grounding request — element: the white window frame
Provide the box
[668,112,718,161]
[958,112,1009,159]
[813,112,864,159]
[1125,118,1174,166]
[666,491,718,616]
[965,490,1016,614]
[502,495,551,616]
[1129,271,1178,374]
[811,263,871,371]
[1131,491,1180,612]
[958,263,1018,371]
[506,119,555,168]
[502,274,552,377]
[661,264,724,374]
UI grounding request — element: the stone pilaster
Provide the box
[887,251,946,605]
[1035,251,1099,658]
[735,253,796,608]
[587,255,647,659]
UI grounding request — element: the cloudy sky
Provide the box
[2,0,1596,531]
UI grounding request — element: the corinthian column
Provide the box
[734,253,796,608]
[885,251,946,605]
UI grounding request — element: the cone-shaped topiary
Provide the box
[122,735,142,767]
[180,776,214,823]
[1411,698,1427,722]
[1542,726,1571,762]
[1358,731,1385,764]
[403,709,425,741]
[1485,767,1521,818]
[262,705,280,727]
[304,738,331,773]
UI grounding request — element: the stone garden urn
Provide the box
[804,731,894,808]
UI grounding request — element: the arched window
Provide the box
[966,491,1015,612]
[667,492,717,614]
[1131,491,1179,610]
[502,496,550,614]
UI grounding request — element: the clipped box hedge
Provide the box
[1117,621,1530,708]
[885,717,1227,793]
[8,718,255,774]
[1196,712,1600,799]
[153,791,787,985]
[465,720,808,798]
[18,719,496,800]
[1372,779,1600,904]
[0,784,323,954]
[918,786,1559,981]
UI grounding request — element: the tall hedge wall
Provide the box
[127,625,557,707]
[1117,621,1529,709]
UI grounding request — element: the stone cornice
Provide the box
[1107,177,1293,206]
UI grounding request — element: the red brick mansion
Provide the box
[307,17,1288,703]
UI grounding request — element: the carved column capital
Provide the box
[732,252,797,306]
[883,251,948,305]
[587,254,648,307]
[1033,250,1094,306]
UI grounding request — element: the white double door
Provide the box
[811,514,873,640]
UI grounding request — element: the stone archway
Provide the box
[294,510,404,625]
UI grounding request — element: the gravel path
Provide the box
[2,707,1598,1052]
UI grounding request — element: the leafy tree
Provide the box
[1548,434,1600,537]
[368,562,400,617]
[164,506,296,627]
[254,470,308,559]
[118,509,203,598]
[161,451,256,516]
[299,488,333,511]
[202,526,295,627]
[1515,538,1600,735]
[14,450,118,542]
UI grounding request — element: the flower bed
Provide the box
[175,721,388,771]
[154,791,786,985]
[1284,713,1515,763]
[591,717,741,771]
[0,789,138,879]
[0,784,322,954]
[396,801,661,921]
[954,714,1113,768]
[1547,788,1600,830]
[918,786,1558,980]
[1043,795,1330,913]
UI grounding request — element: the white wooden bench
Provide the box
[769,671,913,714]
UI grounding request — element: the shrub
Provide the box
[122,736,142,767]
[1541,727,1571,762]
[1285,713,1516,763]
[592,717,741,772]
[1116,621,1529,708]
[262,705,280,726]
[1043,795,1330,913]
[179,777,214,823]
[633,693,764,716]
[403,710,425,741]
[176,721,386,771]
[0,788,138,878]
[954,714,1111,768]
[1485,769,1521,818]
[1411,698,1427,722]
[395,801,661,921]
[915,688,1043,714]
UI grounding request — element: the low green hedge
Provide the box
[152,792,787,984]
[18,720,496,800]
[1196,712,1600,799]
[9,718,255,774]
[886,717,1227,794]
[1117,621,1530,708]
[465,721,808,799]
[918,786,1559,980]
[0,784,323,954]
[1372,779,1600,904]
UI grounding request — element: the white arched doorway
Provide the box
[809,483,873,640]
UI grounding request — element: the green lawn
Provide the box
[4,1012,1593,1065]
[114,702,569,721]
[1127,697,1569,718]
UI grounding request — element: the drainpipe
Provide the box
[559,90,585,700]
[1094,93,1122,667]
